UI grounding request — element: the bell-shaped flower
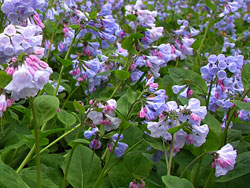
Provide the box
[212,144,237,177]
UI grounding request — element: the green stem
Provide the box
[167,134,175,175]
[62,148,74,188]
[1,115,4,136]
[162,140,169,172]
[180,152,206,178]
[92,131,123,188]
[206,80,214,109]
[109,81,122,99]
[54,28,81,96]
[33,123,81,159]
[126,89,146,119]
[83,141,98,188]
[46,18,62,64]
[195,12,213,69]
[16,120,47,173]
[101,147,109,161]
[104,139,144,175]
[220,88,250,147]
[62,86,80,109]
[31,99,41,188]
[62,106,92,188]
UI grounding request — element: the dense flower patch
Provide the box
[0,0,249,188]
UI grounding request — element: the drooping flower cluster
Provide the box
[139,77,167,121]
[5,53,52,100]
[1,0,45,24]
[0,23,43,64]
[147,98,209,155]
[200,54,250,123]
[86,99,121,132]
[108,133,128,158]
[84,127,102,150]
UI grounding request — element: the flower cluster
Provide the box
[108,133,128,158]
[1,0,45,24]
[147,98,209,155]
[86,99,121,132]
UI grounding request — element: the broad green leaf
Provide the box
[62,145,102,188]
[203,112,222,138]
[0,71,12,89]
[57,109,76,128]
[115,70,130,81]
[216,152,250,182]
[121,33,144,50]
[34,95,59,126]
[232,100,250,112]
[169,68,207,96]
[43,83,55,96]
[119,119,131,130]
[73,100,85,114]
[20,168,59,188]
[205,0,216,11]
[126,87,138,103]
[192,39,202,50]
[143,133,164,151]
[55,55,73,68]
[117,94,131,117]
[0,160,29,188]
[162,175,194,188]
[126,14,137,21]
[124,152,153,177]
[241,63,250,90]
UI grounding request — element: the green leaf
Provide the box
[55,55,73,68]
[205,0,217,11]
[126,87,138,103]
[67,24,80,30]
[216,152,250,182]
[126,14,137,21]
[0,71,12,89]
[43,83,56,96]
[241,63,250,90]
[143,133,164,151]
[168,122,188,134]
[192,39,202,50]
[203,112,222,138]
[115,70,130,81]
[62,145,102,188]
[89,10,97,19]
[232,100,250,112]
[34,95,59,126]
[57,109,76,128]
[121,33,144,50]
[162,175,194,188]
[86,25,100,32]
[124,152,153,177]
[169,68,207,96]
[117,94,131,117]
[73,100,85,114]
[0,160,29,188]
[20,168,59,188]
